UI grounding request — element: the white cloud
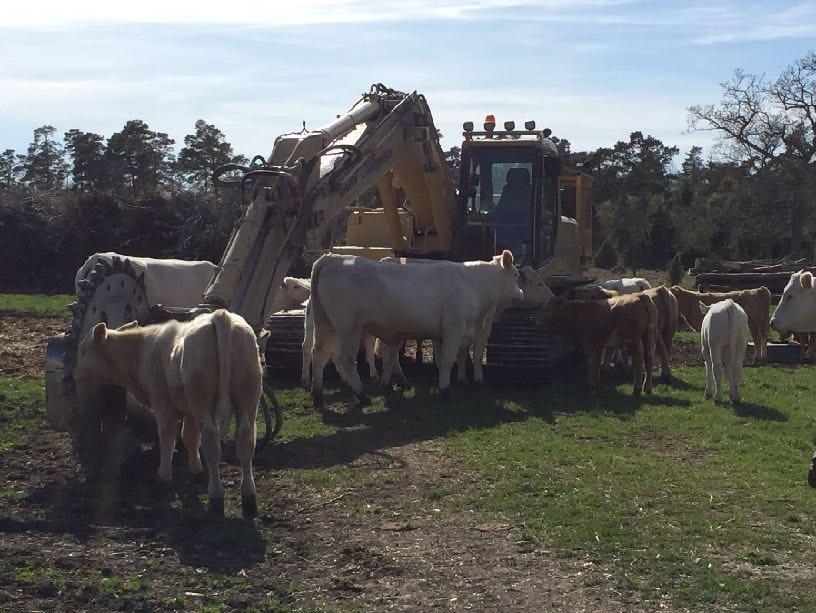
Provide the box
[2,0,628,27]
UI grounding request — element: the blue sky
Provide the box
[1,0,814,163]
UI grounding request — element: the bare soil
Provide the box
[0,312,648,611]
[0,314,67,378]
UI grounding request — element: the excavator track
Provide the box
[266,306,575,385]
[485,308,575,384]
[265,310,307,377]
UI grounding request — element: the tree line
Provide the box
[1,50,814,292]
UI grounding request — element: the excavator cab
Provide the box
[458,118,591,287]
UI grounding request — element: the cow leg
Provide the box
[747,321,760,364]
[300,321,312,388]
[335,336,368,405]
[234,406,258,518]
[155,411,179,484]
[310,337,332,408]
[655,328,671,381]
[180,416,203,477]
[710,347,725,404]
[661,327,674,381]
[642,332,654,394]
[201,426,225,513]
[629,339,644,396]
[436,335,464,398]
[702,343,714,399]
[363,334,378,380]
[471,313,495,384]
[456,347,469,383]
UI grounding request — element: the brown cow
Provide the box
[536,293,656,395]
[670,286,770,362]
[567,285,619,300]
[644,286,678,381]
[568,285,676,381]
[73,310,263,517]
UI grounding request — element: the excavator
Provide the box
[44,84,592,466]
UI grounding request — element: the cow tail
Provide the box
[309,254,334,347]
[211,309,233,434]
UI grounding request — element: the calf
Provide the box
[700,299,749,404]
[671,285,770,362]
[76,252,217,308]
[600,277,651,294]
[536,293,656,395]
[309,251,523,404]
[73,310,262,517]
[270,276,311,313]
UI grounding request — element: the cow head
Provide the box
[281,277,311,309]
[670,285,704,332]
[517,266,554,307]
[493,250,524,305]
[535,295,566,329]
[74,322,115,385]
[771,270,816,333]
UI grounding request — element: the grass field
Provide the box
[0,293,73,316]
[1,293,815,609]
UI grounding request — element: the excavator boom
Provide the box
[205,84,459,330]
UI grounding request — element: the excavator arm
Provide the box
[205,84,459,330]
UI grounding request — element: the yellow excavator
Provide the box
[45,84,592,466]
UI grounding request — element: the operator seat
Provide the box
[496,167,531,225]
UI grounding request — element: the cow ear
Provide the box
[500,250,514,270]
[699,303,711,316]
[117,320,138,331]
[802,272,813,289]
[92,322,108,342]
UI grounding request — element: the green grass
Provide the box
[0,293,73,316]
[272,364,816,610]
[0,377,44,451]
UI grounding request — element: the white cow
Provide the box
[76,252,217,309]
[301,300,380,388]
[309,251,523,405]
[376,260,553,386]
[72,310,262,517]
[700,299,749,404]
[770,270,816,334]
[601,277,652,294]
[285,276,380,388]
[270,276,312,313]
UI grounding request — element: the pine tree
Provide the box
[177,120,243,191]
[20,125,68,189]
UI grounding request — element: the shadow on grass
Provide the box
[260,366,688,471]
[4,451,267,573]
[733,401,788,422]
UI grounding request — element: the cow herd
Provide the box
[70,251,814,516]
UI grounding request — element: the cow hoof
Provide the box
[645,388,653,396]
[355,394,371,408]
[208,497,225,517]
[439,387,451,401]
[312,392,324,409]
[242,495,258,519]
[632,389,641,397]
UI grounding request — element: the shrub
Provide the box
[667,252,684,286]
[594,239,618,269]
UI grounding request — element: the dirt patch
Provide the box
[0,315,68,378]
[0,407,650,611]
[672,340,703,366]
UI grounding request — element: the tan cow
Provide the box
[73,310,262,517]
[670,286,770,362]
[644,286,678,381]
[536,293,656,395]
